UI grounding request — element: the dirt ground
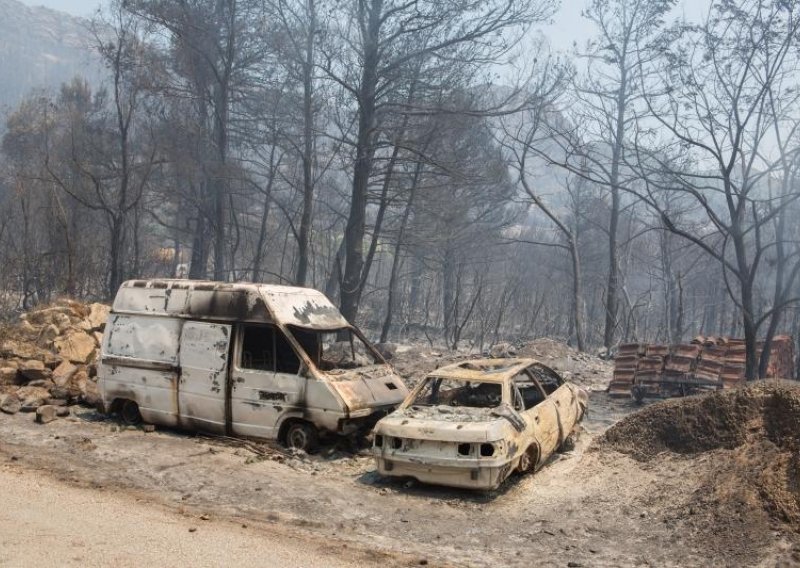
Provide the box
[0,461,387,568]
[2,386,799,568]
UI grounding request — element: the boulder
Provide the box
[67,370,89,401]
[55,406,71,417]
[0,367,19,385]
[79,375,101,407]
[0,393,21,415]
[53,331,97,364]
[26,379,55,390]
[87,303,110,331]
[52,360,78,387]
[37,324,60,346]
[35,405,58,424]
[19,359,50,382]
[16,386,51,411]
[93,331,104,346]
[49,386,69,401]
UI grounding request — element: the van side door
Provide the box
[178,321,232,434]
[230,324,305,440]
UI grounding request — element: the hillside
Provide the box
[0,0,98,110]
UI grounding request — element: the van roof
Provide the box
[112,279,350,329]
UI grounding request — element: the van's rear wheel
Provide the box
[119,400,142,425]
[284,422,319,453]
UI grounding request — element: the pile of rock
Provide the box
[0,300,109,422]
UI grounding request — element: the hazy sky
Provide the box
[21,0,712,52]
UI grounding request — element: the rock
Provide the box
[53,331,97,364]
[80,379,102,408]
[52,360,78,387]
[44,398,67,407]
[19,359,50,382]
[0,340,38,360]
[374,342,397,361]
[0,367,19,385]
[142,423,156,433]
[35,405,58,424]
[0,393,21,414]
[49,386,69,401]
[16,386,51,411]
[37,324,60,346]
[93,331,104,346]
[55,406,71,417]
[87,303,110,331]
[66,370,89,401]
[26,379,54,390]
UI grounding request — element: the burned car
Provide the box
[372,358,588,490]
[98,279,409,452]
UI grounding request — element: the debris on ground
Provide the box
[0,299,108,421]
[389,338,612,392]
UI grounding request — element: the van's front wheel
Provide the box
[284,421,319,453]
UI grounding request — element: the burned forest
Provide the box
[2,0,800,567]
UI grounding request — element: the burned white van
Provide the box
[98,279,409,451]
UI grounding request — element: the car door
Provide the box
[230,324,305,439]
[513,370,560,459]
[531,364,579,444]
[178,321,232,434]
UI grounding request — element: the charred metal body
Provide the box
[372,358,588,490]
[98,279,409,451]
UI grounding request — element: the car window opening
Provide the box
[289,326,378,371]
[240,324,300,374]
[528,365,562,395]
[412,378,502,409]
[513,371,547,410]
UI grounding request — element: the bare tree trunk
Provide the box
[380,159,423,343]
[294,0,316,286]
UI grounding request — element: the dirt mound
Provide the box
[600,382,800,529]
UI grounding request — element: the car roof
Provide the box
[427,358,543,383]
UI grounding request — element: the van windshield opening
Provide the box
[289,326,379,371]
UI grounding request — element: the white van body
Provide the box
[98,279,409,447]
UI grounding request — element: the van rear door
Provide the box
[178,321,232,434]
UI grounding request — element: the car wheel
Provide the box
[284,421,319,453]
[517,445,538,473]
[559,433,576,453]
[119,399,142,425]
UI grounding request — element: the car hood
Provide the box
[374,405,514,442]
[325,364,409,412]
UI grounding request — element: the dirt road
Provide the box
[0,462,385,568]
